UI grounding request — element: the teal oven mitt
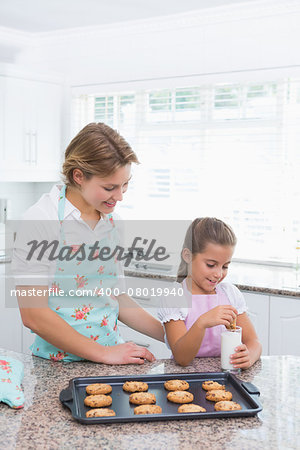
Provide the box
[0,356,24,409]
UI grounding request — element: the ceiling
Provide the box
[0,0,256,33]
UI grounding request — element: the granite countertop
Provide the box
[1,348,299,450]
[125,261,300,298]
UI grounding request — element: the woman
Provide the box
[13,122,164,363]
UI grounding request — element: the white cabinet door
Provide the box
[124,276,176,309]
[22,325,35,355]
[269,295,300,356]
[35,81,63,177]
[0,74,63,182]
[118,323,172,359]
[2,77,26,171]
[0,264,22,352]
[0,77,4,161]
[242,291,269,355]
[2,77,39,172]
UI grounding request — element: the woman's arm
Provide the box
[18,286,155,365]
[231,313,262,369]
[165,305,238,366]
[117,293,165,342]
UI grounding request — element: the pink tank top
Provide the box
[183,279,230,357]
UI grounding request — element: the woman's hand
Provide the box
[100,342,156,365]
[230,344,251,369]
[198,305,238,329]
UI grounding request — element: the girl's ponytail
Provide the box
[176,218,202,282]
[177,259,188,283]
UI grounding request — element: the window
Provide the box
[72,79,300,266]
[95,96,114,126]
[146,87,203,122]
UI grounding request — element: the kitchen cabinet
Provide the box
[22,322,35,354]
[0,260,35,354]
[124,275,172,310]
[243,291,300,356]
[0,77,5,164]
[0,65,64,182]
[118,276,172,359]
[118,323,171,359]
[242,291,269,355]
[269,295,300,356]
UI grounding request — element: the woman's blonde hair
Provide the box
[177,217,237,282]
[62,122,139,186]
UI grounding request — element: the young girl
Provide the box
[158,217,262,368]
[13,122,164,364]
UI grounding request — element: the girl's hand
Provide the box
[230,344,251,369]
[199,305,238,329]
[100,342,156,365]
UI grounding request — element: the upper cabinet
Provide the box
[0,66,64,182]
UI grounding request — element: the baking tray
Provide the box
[59,371,262,424]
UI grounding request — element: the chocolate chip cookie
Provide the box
[123,381,148,393]
[226,317,237,330]
[86,383,112,395]
[164,379,190,391]
[214,401,242,411]
[134,405,162,415]
[84,394,112,408]
[178,404,206,413]
[129,392,156,405]
[86,408,116,417]
[167,391,194,404]
[202,381,225,391]
[205,390,232,402]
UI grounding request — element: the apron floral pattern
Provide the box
[0,357,24,408]
[30,185,124,362]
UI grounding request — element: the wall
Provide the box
[0,182,56,221]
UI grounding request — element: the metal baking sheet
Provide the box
[59,371,262,424]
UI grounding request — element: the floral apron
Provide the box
[30,185,124,362]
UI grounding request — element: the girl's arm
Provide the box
[18,286,155,365]
[231,313,262,369]
[117,293,165,342]
[165,319,205,366]
[165,305,238,366]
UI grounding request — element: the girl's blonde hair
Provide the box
[177,217,237,282]
[62,122,139,186]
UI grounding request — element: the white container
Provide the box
[221,326,242,372]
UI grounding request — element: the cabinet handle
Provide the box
[31,132,37,164]
[132,295,151,302]
[24,132,31,163]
